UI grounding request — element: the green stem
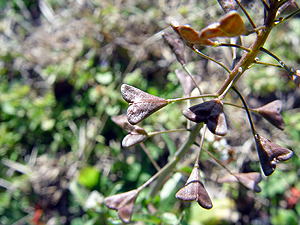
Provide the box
[168,94,218,103]
[232,87,256,135]
[148,128,188,137]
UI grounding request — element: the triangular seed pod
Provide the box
[170,20,217,46]
[199,11,248,39]
[218,172,262,192]
[175,166,213,209]
[121,84,168,125]
[162,32,186,65]
[254,134,293,176]
[183,99,228,136]
[254,100,285,130]
[104,189,139,223]
[122,122,148,148]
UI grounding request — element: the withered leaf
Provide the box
[254,134,293,176]
[121,84,168,125]
[104,189,139,223]
[175,69,201,96]
[176,166,213,209]
[217,0,239,12]
[162,32,186,65]
[122,122,148,148]
[218,172,262,192]
[254,100,285,130]
[199,10,248,39]
[183,99,227,136]
[170,20,217,46]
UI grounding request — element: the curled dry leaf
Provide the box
[254,134,293,176]
[104,189,139,223]
[217,0,239,12]
[218,172,262,192]
[175,69,201,96]
[183,99,227,136]
[121,84,168,125]
[170,20,217,46]
[176,166,213,209]
[199,10,248,39]
[162,32,186,65]
[122,122,148,148]
[254,100,285,130]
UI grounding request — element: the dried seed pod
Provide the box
[122,122,148,148]
[183,99,227,136]
[218,172,262,192]
[104,189,139,223]
[170,20,217,46]
[217,0,239,12]
[254,134,293,176]
[199,10,248,39]
[162,32,186,65]
[254,100,285,130]
[121,84,168,125]
[175,69,201,95]
[176,166,213,209]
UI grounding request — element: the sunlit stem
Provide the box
[182,64,203,95]
[140,142,161,171]
[223,101,258,113]
[260,0,270,10]
[142,123,203,196]
[232,87,257,135]
[275,8,300,26]
[168,94,218,103]
[235,0,256,28]
[253,59,283,68]
[260,47,294,76]
[195,124,207,167]
[148,128,189,137]
[192,46,231,73]
[219,43,251,52]
[219,69,242,99]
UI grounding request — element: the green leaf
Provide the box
[78,166,101,189]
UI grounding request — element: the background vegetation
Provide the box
[0,0,299,224]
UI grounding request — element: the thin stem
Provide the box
[148,128,189,137]
[192,46,231,73]
[140,142,161,171]
[223,101,257,113]
[260,0,270,11]
[234,0,256,28]
[219,43,251,52]
[232,87,257,135]
[275,8,300,26]
[168,94,218,103]
[145,123,203,196]
[182,64,203,95]
[195,124,207,167]
[219,68,242,99]
[253,60,284,68]
[260,47,294,76]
